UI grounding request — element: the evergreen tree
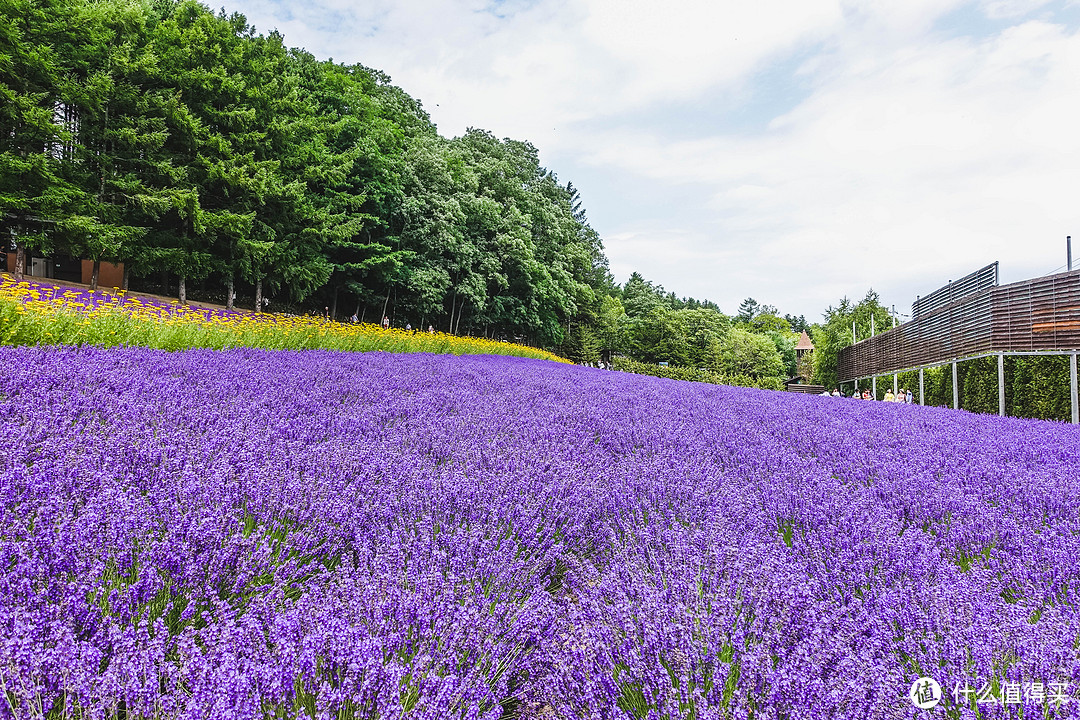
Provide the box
[812,291,894,390]
[62,0,166,290]
[0,0,82,274]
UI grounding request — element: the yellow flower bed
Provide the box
[0,274,569,362]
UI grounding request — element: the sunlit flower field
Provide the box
[0,275,566,363]
[3,346,1079,719]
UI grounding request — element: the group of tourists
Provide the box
[317,308,438,334]
[376,315,435,333]
[820,388,915,402]
[882,388,915,403]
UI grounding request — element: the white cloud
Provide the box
[573,13,1080,313]
[578,0,842,104]
[229,0,843,150]
[980,0,1056,19]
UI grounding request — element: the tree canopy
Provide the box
[811,290,893,390]
[0,0,608,344]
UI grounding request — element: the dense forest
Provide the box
[1,0,608,346]
[1,0,809,385]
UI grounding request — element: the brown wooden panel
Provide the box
[839,269,1080,381]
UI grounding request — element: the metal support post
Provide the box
[1071,352,1078,425]
[952,361,959,410]
[893,373,898,395]
[998,353,1005,417]
[919,368,924,405]
[872,376,877,400]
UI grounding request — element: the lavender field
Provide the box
[3,347,1080,719]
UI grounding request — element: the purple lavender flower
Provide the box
[1,347,1078,718]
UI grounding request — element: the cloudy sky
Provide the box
[219,0,1079,321]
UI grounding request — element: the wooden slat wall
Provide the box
[912,262,998,319]
[839,269,1080,381]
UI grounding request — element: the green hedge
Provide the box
[612,356,784,391]
[872,355,1076,422]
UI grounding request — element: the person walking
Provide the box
[382,316,390,330]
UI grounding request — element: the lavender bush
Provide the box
[2,347,1079,719]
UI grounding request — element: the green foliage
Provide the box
[812,290,893,389]
[622,272,665,318]
[612,356,782,391]
[0,0,85,257]
[766,330,798,378]
[594,294,627,359]
[713,327,785,380]
[747,312,789,333]
[676,306,730,368]
[784,313,809,333]
[901,356,1075,422]
[626,306,690,366]
[610,274,790,382]
[736,297,760,324]
[1009,355,1073,421]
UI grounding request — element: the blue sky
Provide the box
[217,0,1080,321]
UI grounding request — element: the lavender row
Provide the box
[1,276,244,320]
[2,347,1079,718]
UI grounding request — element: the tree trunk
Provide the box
[380,286,390,322]
[99,93,109,201]
[97,101,109,294]
[360,305,366,324]
[255,277,263,314]
[160,270,168,294]
[122,264,130,291]
[455,298,465,336]
[14,243,26,279]
[448,289,457,333]
[330,286,338,320]
[178,218,190,304]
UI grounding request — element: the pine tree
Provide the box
[0,0,82,274]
